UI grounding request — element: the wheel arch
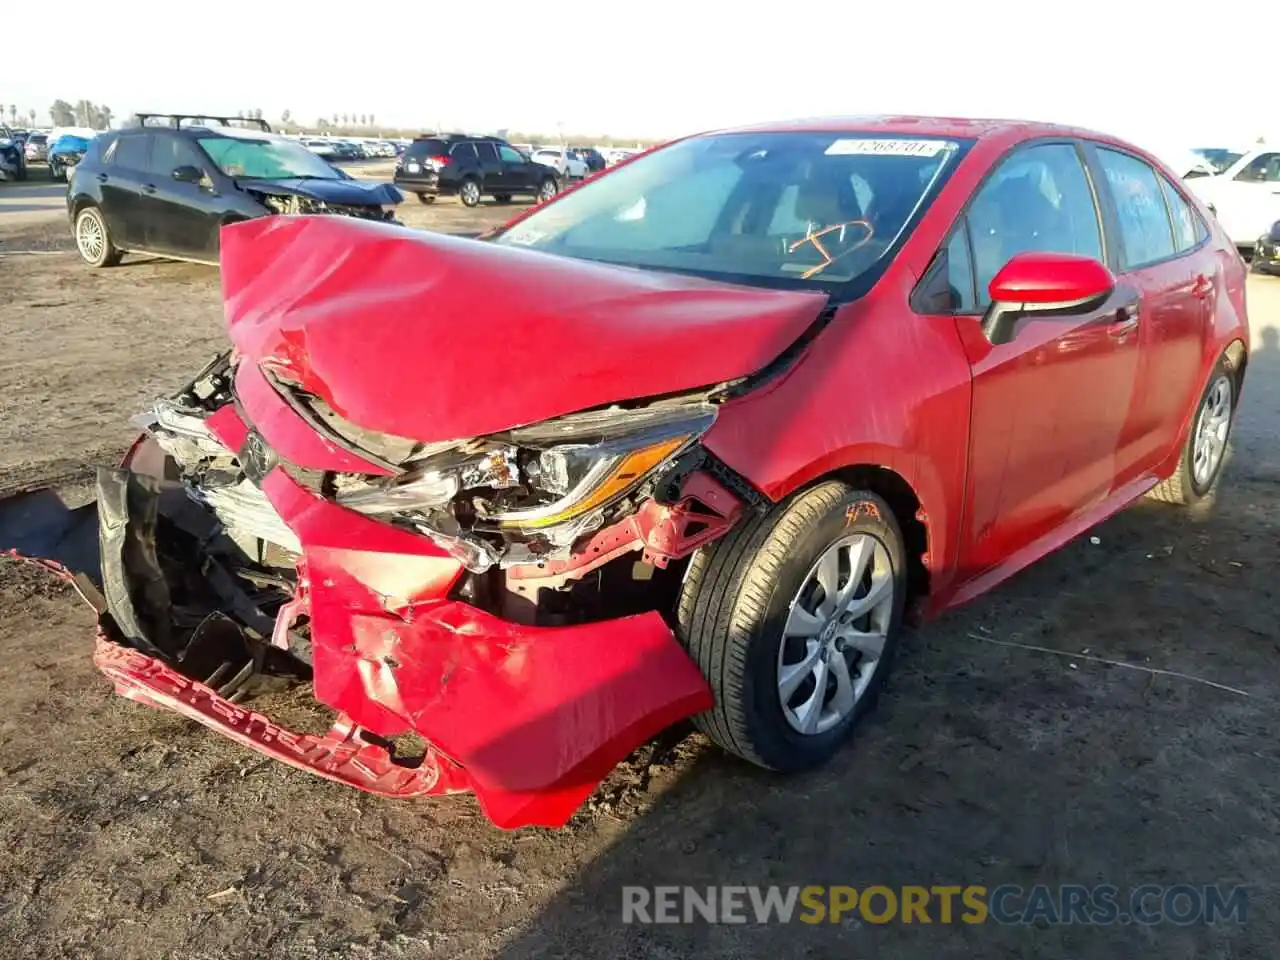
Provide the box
[69,192,98,218]
[792,462,932,622]
[1223,338,1248,398]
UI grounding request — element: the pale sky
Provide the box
[4,0,1270,160]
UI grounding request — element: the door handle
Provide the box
[1191,274,1213,299]
[1108,301,1139,338]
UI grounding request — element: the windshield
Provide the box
[494,131,966,286]
[197,135,341,179]
[1191,148,1244,175]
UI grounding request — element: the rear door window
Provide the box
[450,142,479,162]
[476,142,500,163]
[112,134,153,172]
[1157,175,1205,252]
[1096,148,1176,267]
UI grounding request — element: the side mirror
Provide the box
[982,252,1115,346]
[172,165,204,183]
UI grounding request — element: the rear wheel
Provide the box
[1148,358,1236,505]
[459,177,482,207]
[74,205,121,268]
[416,192,435,204]
[677,482,906,772]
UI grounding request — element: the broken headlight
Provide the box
[332,402,717,570]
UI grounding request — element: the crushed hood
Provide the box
[220,216,828,444]
[240,176,403,207]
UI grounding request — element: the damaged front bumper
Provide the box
[86,409,713,828]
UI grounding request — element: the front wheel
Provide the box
[74,206,122,268]
[677,481,906,772]
[1147,358,1237,505]
[458,177,482,207]
[537,177,559,203]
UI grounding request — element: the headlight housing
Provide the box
[331,402,717,571]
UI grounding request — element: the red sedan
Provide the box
[81,116,1248,828]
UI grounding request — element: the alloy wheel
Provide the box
[76,210,106,264]
[1192,374,1233,487]
[777,533,895,736]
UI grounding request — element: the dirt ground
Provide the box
[1,170,1278,959]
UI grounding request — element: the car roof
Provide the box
[714,114,1125,147]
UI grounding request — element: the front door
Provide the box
[141,132,221,259]
[499,144,537,193]
[951,141,1142,578]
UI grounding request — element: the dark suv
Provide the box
[394,134,560,206]
[67,114,403,268]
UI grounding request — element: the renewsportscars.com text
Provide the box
[621,884,1248,926]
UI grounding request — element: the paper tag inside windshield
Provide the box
[825,139,947,157]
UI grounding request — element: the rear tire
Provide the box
[416,193,435,204]
[537,177,559,203]
[676,482,906,772]
[459,177,481,207]
[74,205,122,268]
[1147,357,1236,505]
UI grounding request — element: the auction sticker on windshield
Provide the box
[824,139,948,157]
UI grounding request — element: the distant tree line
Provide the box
[48,99,114,129]
[0,99,658,147]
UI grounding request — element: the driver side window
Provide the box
[499,145,524,163]
[967,143,1103,307]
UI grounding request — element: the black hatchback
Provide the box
[67,115,404,267]
[394,134,560,206]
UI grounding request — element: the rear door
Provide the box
[140,133,221,259]
[474,141,504,193]
[944,140,1144,577]
[1088,145,1213,476]
[100,133,152,247]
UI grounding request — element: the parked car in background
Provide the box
[0,124,27,181]
[48,133,93,182]
[606,149,635,167]
[1251,220,1280,273]
[24,132,49,162]
[302,138,338,159]
[80,115,1248,831]
[573,146,606,172]
[394,133,560,206]
[1183,147,1280,249]
[531,146,587,180]
[67,120,403,267]
[1185,147,1246,179]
